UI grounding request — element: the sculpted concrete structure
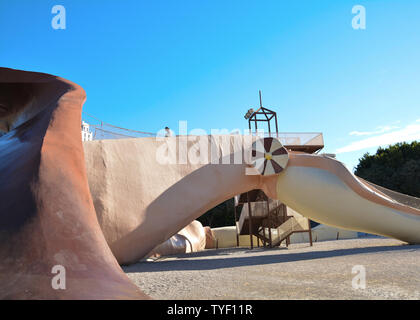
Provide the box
[0,68,147,299]
[147,220,207,258]
[268,153,420,244]
[84,136,420,265]
[1,67,420,299]
[83,135,280,264]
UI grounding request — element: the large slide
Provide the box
[270,151,420,244]
[84,134,420,265]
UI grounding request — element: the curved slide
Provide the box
[269,152,420,244]
[147,220,207,258]
[85,135,420,265]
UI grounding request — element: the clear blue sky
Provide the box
[1,0,419,170]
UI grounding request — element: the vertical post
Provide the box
[275,114,278,137]
[234,204,239,247]
[267,198,272,248]
[284,205,290,247]
[257,225,260,247]
[308,219,313,246]
[259,90,263,108]
[262,227,266,247]
[247,192,254,249]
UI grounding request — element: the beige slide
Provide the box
[272,152,420,244]
[84,136,420,264]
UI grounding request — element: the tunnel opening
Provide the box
[0,83,36,134]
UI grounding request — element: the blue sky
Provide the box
[1,0,419,170]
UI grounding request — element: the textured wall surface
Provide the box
[0,68,147,299]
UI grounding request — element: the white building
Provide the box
[81,121,93,141]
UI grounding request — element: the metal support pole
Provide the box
[275,114,278,137]
[234,205,239,247]
[267,199,272,248]
[262,227,266,247]
[283,205,290,247]
[247,192,254,249]
[308,219,313,246]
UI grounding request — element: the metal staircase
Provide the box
[234,189,312,248]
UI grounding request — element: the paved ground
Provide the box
[123,238,420,300]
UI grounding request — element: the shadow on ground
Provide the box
[123,243,420,273]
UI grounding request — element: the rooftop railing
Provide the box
[82,113,323,148]
[255,132,324,147]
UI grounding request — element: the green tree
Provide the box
[354,141,420,197]
[197,198,236,228]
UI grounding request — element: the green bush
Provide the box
[354,141,420,197]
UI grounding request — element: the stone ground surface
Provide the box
[123,237,420,300]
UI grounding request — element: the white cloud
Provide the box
[349,125,399,136]
[337,121,420,154]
